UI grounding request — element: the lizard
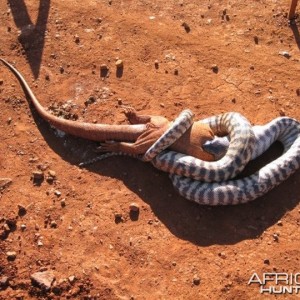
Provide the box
[0,58,215,161]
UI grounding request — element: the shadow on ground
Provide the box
[30,111,300,247]
[8,0,51,78]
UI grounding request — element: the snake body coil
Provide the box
[146,112,300,205]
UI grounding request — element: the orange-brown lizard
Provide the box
[1,58,215,161]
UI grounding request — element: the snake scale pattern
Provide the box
[81,110,300,205]
[145,110,300,205]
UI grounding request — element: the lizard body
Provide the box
[1,58,215,161]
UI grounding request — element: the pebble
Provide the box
[6,251,17,261]
[219,252,226,259]
[193,275,201,285]
[154,60,159,68]
[3,223,10,232]
[7,117,12,124]
[60,199,66,207]
[74,35,80,44]
[100,64,109,70]
[129,202,140,212]
[0,276,9,287]
[115,59,123,68]
[68,275,76,284]
[20,224,27,231]
[211,64,219,73]
[279,108,285,116]
[0,79,3,85]
[50,220,58,228]
[32,170,44,180]
[54,190,61,197]
[264,259,270,265]
[277,220,283,226]
[31,271,55,291]
[181,22,191,33]
[273,233,279,242]
[18,204,27,216]
[278,51,291,58]
[114,213,123,223]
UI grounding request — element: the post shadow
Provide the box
[8,0,51,78]
[290,21,300,50]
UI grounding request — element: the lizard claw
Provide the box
[95,141,120,153]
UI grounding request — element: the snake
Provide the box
[81,109,300,205]
[148,112,300,205]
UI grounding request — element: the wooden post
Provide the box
[288,0,299,19]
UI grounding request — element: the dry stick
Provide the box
[288,0,299,19]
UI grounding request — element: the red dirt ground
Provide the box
[0,0,300,299]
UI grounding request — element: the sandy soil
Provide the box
[0,0,300,299]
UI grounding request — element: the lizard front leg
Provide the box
[96,141,142,155]
[122,107,151,124]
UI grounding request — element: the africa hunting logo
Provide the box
[248,272,300,294]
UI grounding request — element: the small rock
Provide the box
[264,259,270,265]
[279,108,285,116]
[54,190,61,197]
[181,22,191,33]
[115,59,123,68]
[277,220,283,226]
[117,98,123,105]
[279,51,291,58]
[159,103,165,108]
[31,271,55,291]
[0,178,12,191]
[100,64,109,70]
[0,276,9,287]
[45,74,50,81]
[174,69,179,75]
[18,204,27,216]
[20,224,27,231]
[32,170,44,180]
[7,117,12,124]
[60,199,66,207]
[114,213,123,223]
[0,79,3,85]
[50,220,57,228]
[68,275,76,284]
[296,88,300,96]
[37,240,43,247]
[273,233,279,242]
[3,223,10,232]
[254,36,259,44]
[59,66,64,74]
[129,202,140,212]
[154,60,159,69]
[211,64,219,73]
[193,275,201,285]
[6,251,17,261]
[74,35,80,44]
[219,252,226,259]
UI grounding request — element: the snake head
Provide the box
[203,137,230,160]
